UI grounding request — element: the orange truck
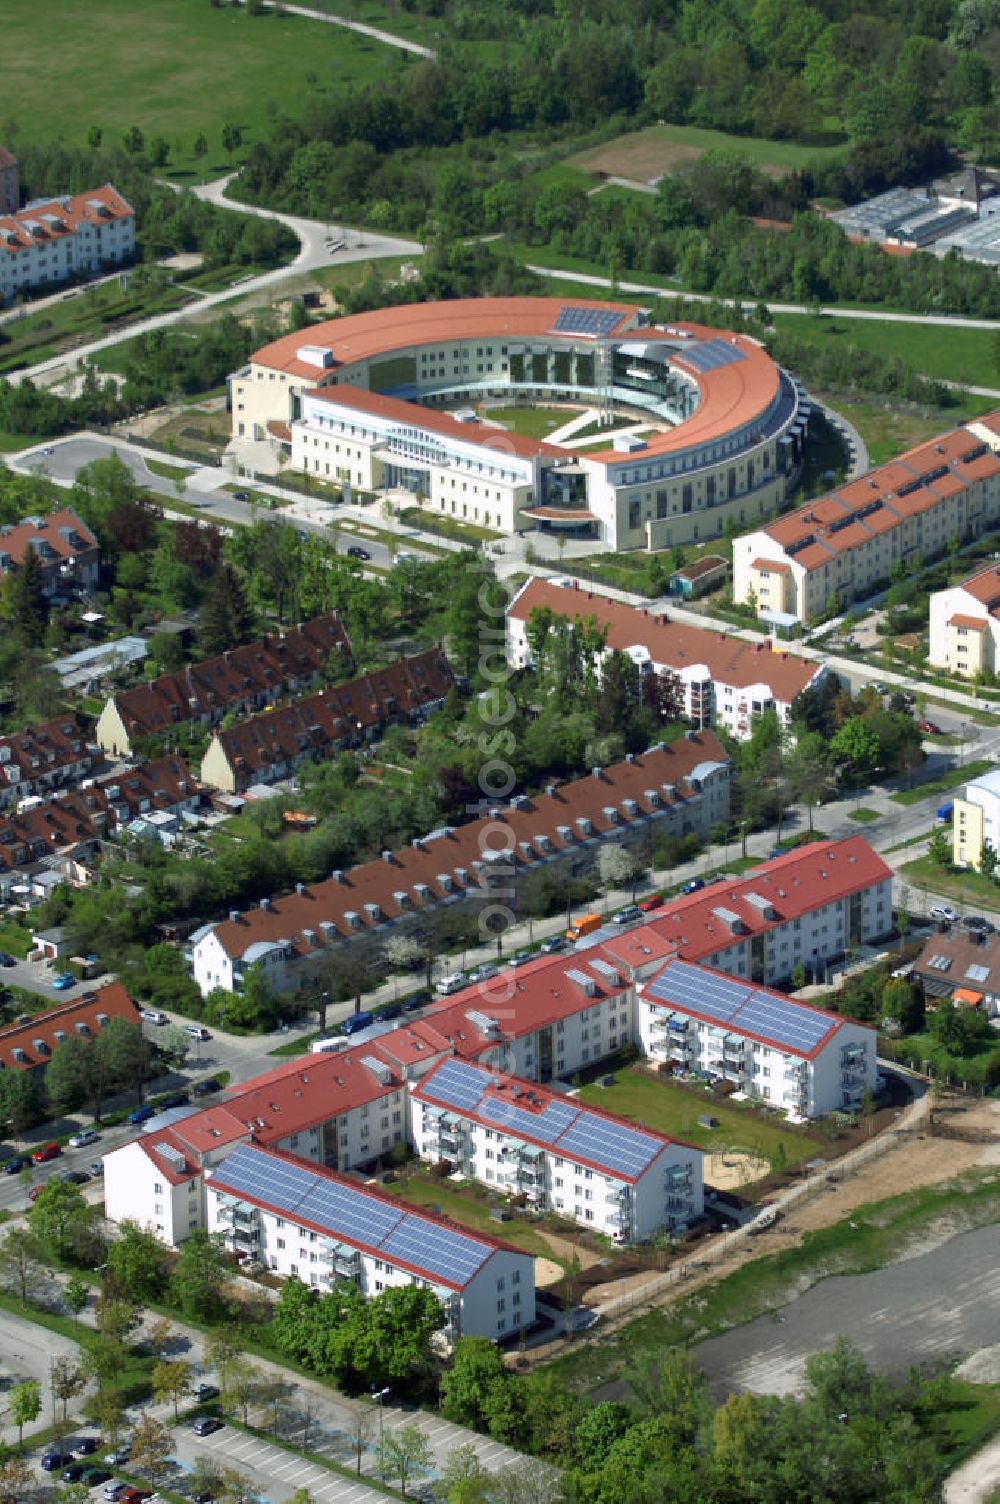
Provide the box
[565,912,602,942]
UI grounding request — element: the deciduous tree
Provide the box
[9,1379,40,1448]
[376,1423,432,1499]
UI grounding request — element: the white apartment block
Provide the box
[411,1056,703,1242]
[0,185,134,302]
[638,958,877,1119]
[734,419,1000,625]
[929,560,1000,678]
[205,1141,535,1341]
[507,577,822,740]
[954,767,1000,869]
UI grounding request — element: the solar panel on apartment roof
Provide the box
[479,1093,577,1146]
[557,1114,661,1179]
[215,1144,311,1215]
[383,1218,491,1287]
[647,959,836,1054]
[424,1057,488,1113]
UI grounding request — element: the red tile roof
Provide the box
[949,614,987,631]
[953,563,1000,610]
[202,648,453,790]
[0,714,93,799]
[0,981,138,1070]
[307,386,565,462]
[508,579,818,703]
[206,737,728,964]
[105,613,351,742]
[0,185,133,256]
[758,422,1000,573]
[0,509,97,573]
[250,299,786,465]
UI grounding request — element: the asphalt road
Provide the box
[17,435,398,566]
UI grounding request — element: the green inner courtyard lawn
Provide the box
[477,403,576,439]
[382,1170,564,1264]
[0,0,403,175]
[577,1068,824,1168]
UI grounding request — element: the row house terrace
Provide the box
[189,736,730,997]
[199,646,454,793]
[0,981,138,1073]
[411,1055,703,1242]
[95,612,351,756]
[507,577,822,739]
[0,715,95,809]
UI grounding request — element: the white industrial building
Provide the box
[638,958,877,1118]
[411,1056,702,1241]
[205,1141,536,1341]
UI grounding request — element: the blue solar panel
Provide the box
[479,1094,577,1145]
[646,959,837,1055]
[557,1114,661,1179]
[551,305,622,338]
[424,1057,490,1112]
[679,337,747,374]
[212,1143,500,1288]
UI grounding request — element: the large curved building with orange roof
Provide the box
[231,296,810,551]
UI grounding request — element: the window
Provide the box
[154,1182,163,1194]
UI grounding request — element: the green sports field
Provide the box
[0,0,403,176]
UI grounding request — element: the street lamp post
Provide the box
[372,1387,390,1471]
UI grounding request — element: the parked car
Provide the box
[506,950,532,968]
[62,1462,88,1481]
[346,545,371,561]
[232,490,250,502]
[435,973,466,996]
[103,1480,128,1500]
[539,935,567,954]
[0,951,16,967]
[612,904,640,925]
[341,1011,373,1035]
[402,990,430,1012]
[104,1446,131,1466]
[964,915,995,934]
[192,1382,219,1401]
[81,1466,111,1486]
[192,1417,224,1437]
[680,879,704,895]
[62,1170,90,1185]
[32,1142,61,1163]
[377,1003,402,1021]
[467,963,498,984]
[930,904,958,923]
[2,1154,27,1174]
[51,972,75,990]
[638,894,664,912]
[916,719,941,735]
[120,1489,152,1503]
[159,1092,189,1110]
[68,1128,99,1149]
[128,1104,155,1125]
[89,1160,104,1177]
[191,1078,221,1097]
[41,1450,75,1471]
[74,1438,99,1456]
[140,1008,167,1025]
[184,1025,211,1041]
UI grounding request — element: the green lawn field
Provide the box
[773,312,1000,390]
[0,0,403,174]
[569,123,846,183]
[825,399,992,467]
[577,1067,824,1169]
[479,403,574,439]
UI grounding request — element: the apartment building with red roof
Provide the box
[0,147,18,216]
[0,184,134,303]
[507,577,822,739]
[928,557,1000,677]
[199,646,454,793]
[189,736,731,997]
[734,416,1000,623]
[95,612,351,756]
[0,981,138,1073]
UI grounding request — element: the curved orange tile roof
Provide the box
[250,298,786,470]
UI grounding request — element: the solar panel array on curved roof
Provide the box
[551,305,624,337]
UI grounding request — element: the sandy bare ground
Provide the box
[705,1150,770,1192]
[534,1257,563,1288]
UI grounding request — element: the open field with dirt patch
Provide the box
[568,124,846,184]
